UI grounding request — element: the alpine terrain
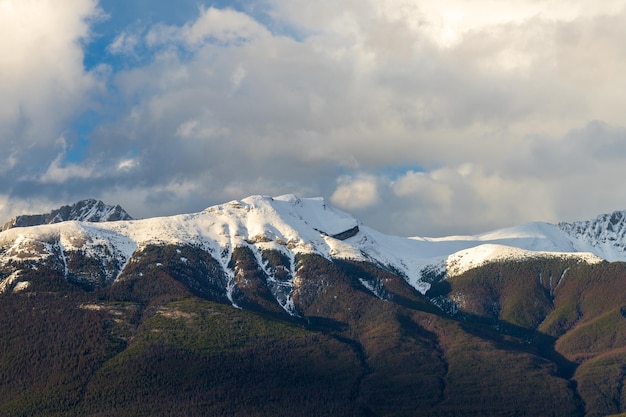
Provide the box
[1,199,132,231]
[3,195,626,416]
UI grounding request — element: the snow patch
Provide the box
[0,271,22,293]
[446,244,602,277]
[0,195,619,299]
[13,281,30,293]
[358,278,386,300]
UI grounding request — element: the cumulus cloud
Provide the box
[0,0,103,217]
[4,1,626,237]
[331,175,380,210]
[388,166,556,236]
[0,0,100,146]
[146,7,269,48]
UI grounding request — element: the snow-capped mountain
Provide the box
[0,199,133,231]
[5,196,626,417]
[0,195,623,308]
[558,210,626,261]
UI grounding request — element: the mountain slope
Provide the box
[3,196,626,416]
[0,194,612,301]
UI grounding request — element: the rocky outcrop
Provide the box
[1,199,133,231]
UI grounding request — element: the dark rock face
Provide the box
[1,199,133,231]
[331,225,360,241]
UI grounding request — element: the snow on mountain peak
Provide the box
[558,209,626,261]
[2,195,626,298]
[446,244,603,277]
[1,199,133,232]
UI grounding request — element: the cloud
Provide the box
[331,175,380,210]
[0,0,101,142]
[41,157,96,184]
[4,1,626,238]
[0,0,102,196]
[146,7,269,48]
[389,166,556,236]
[108,31,141,55]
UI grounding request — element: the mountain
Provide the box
[2,196,624,297]
[2,195,626,416]
[558,209,626,261]
[0,198,133,231]
[0,194,613,297]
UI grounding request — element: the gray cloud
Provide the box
[3,1,626,237]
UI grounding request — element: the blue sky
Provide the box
[84,0,256,70]
[3,0,626,236]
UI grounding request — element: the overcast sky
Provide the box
[2,0,626,237]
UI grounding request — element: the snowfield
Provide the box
[0,195,622,295]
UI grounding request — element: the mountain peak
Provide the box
[1,199,133,231]
[557,209,626,261]
[3,194,626,296]
[204,195,355,238]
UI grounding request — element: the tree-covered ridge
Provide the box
[2,243,626,416]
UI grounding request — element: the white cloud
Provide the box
[93,1,626,235]
[108,32,141,55]
[392,170,453,207]
[331,175,380,210]
[0,0,100,144]
[40,157,96,184]
[146,7,270,48]
[5,1,626,237]
[412,0,626,47]
[117,158,139,171]
[184,7,269,45]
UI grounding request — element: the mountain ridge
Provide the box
[0,199,133,232]
[4,195,626,416]
[0,194,621,300]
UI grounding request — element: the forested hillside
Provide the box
[3,247,626,416]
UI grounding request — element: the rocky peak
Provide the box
[1,199,133,231]
[558,210,626,244]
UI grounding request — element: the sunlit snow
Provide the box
[0,195,619,296]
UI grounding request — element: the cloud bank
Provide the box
[2,0,626,236]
